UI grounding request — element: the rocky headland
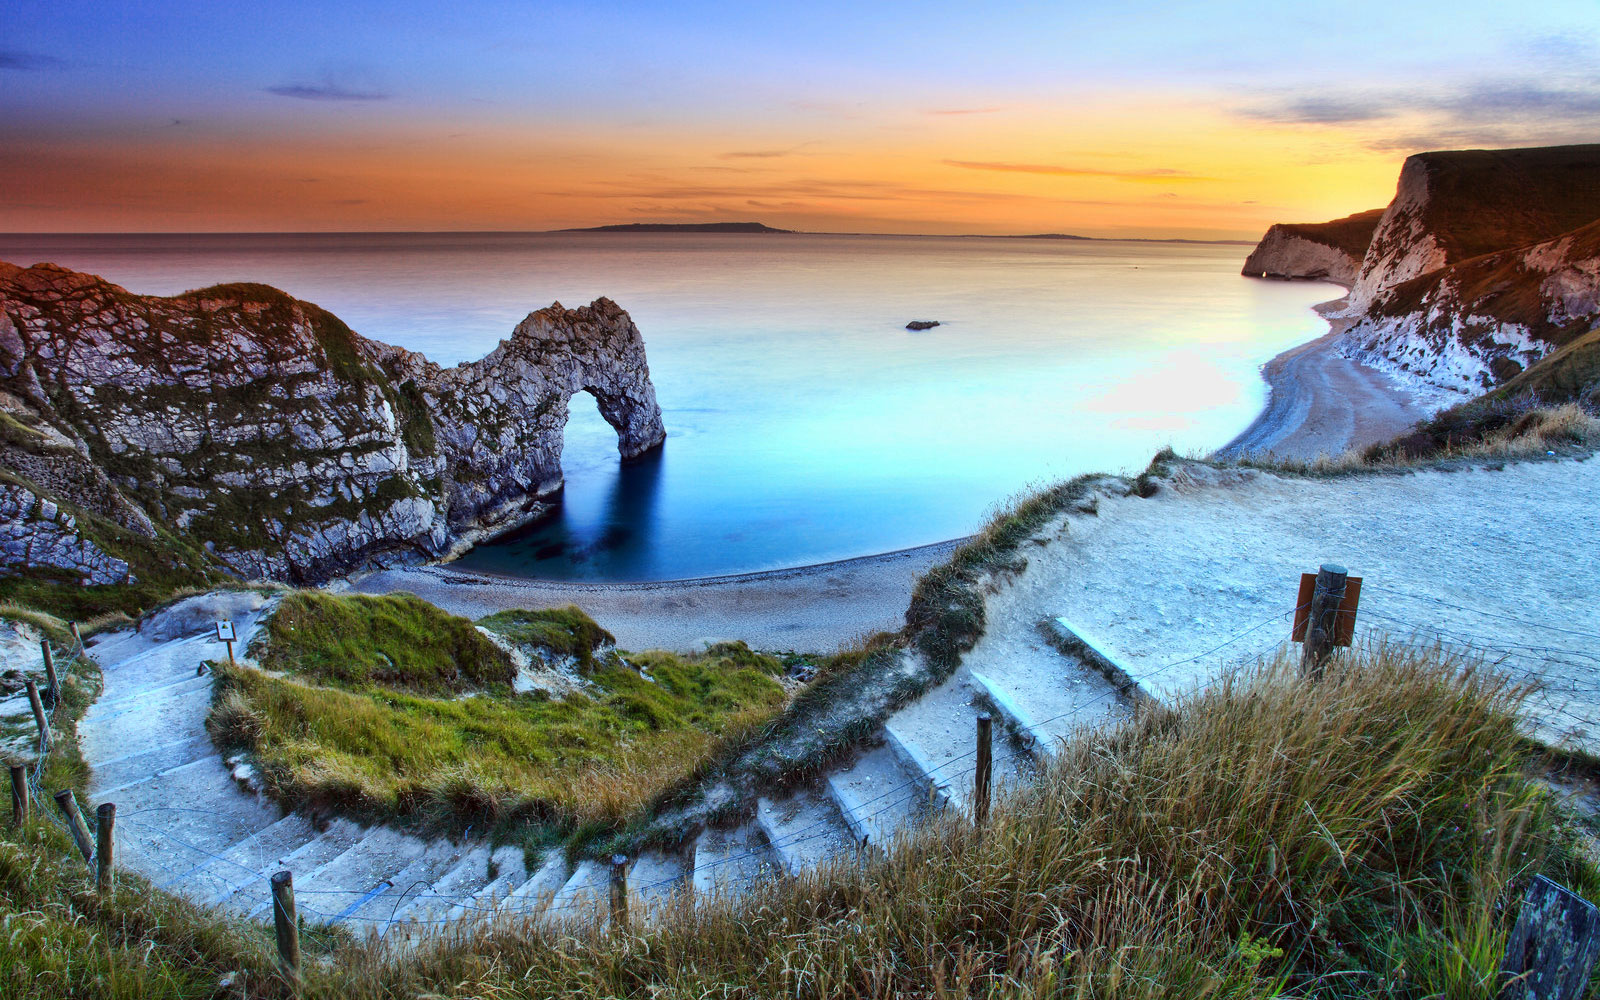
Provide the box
[0,262,665,592]
[1244,144,1600,406]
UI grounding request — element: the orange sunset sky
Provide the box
[4,1,1599,239]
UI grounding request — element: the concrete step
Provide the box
[546,859,611,925]
[79,682,214,772]
[968,657,1124,757]
[338,838,469,937]
[692,823,777,900]
[91,632,212,699]
[101,756,281,888]
[492,848,568,919]
[152,811,315,907]
[232,819,367,918]
[290,826,428,926]
[881,668,992,815]
[388,843,495,929]
[627,850,691,920]
[755,788,854,876]
[825,743,928,849]
[86,734,215,799]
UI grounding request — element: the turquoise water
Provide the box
[0,232,1335,580]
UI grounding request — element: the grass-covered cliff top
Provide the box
[210,594,788,840]
[1273,207,1384,258]
[1409,144,1600,261]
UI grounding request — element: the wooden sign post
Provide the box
[216,620,236,666]
[1500,874,1600,999]
[1292,565,1362,679]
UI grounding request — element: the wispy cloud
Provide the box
[716,142,816,160]
[1242,96,1393,124]
[266,78,389,102]
[1236,76,1600,151]
[943,160,1207,182]
[0,50,64,70]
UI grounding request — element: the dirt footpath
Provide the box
[973,455,1600,756]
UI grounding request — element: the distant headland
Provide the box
[561,222,795,234]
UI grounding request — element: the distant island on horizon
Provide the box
[561,222,796,234]
[551,222,1253,244]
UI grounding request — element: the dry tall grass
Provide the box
[308,643,1593,1000]
[1239,402,1600,476]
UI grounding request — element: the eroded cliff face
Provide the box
[1246,144,1600,401]
[1241,210,1383,286]
[0,262,665,585]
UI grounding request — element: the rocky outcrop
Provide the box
[1247,144,1600,401]
[0,262,665,585]
[1241,209,1383,285]
[0,481,133,584]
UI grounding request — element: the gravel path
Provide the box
[1021,456,1600,755]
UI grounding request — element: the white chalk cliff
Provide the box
[0,262,665,585]
[1245,145,1600,400]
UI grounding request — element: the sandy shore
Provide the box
[1212,308,1430,462]
[348,539,966,653]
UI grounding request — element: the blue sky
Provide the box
[3,1,1597,233]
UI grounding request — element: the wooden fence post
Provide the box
[974,712,993,833]
[8,764,26,825]
[1499,874,1600,999]
[69,621,83,648]
[53,790,93,861]
[1299,564,1348,680]
[96,803,115,895]
[25,680,48,750]
[40,641,58,706]
[609,854,629,931]
[271,871,301,993]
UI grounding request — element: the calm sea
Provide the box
[0,232,1335,581]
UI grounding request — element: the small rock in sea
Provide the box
[905,320,940,331]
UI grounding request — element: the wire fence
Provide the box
[10,569,1599,946]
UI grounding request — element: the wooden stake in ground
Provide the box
[974,712,993,833]
[24,679,48,750]
[8,764,26,825]
[609,854,629,931]
[69,621,83,648]
[1298,564,1348,679]
[96,802,115,895]
[40,641,58,706]
[53,790,93,861]
[1499,874,1600,999]
[271,870,301,993]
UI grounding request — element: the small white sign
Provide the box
[216,620,236,643]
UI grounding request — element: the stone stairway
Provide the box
[73,590,1136,945]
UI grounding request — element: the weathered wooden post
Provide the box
[8,764,27,825]
[25,680,48,750]
[69,621,83,648]
[974,712,993,834]
[96,802,116,894]
[40,641,58,706]
[1299,564,1348,680]
[53,790,94,861]
[1499,874,1600,999]
[609,854,629,931]
[271,870,302,993]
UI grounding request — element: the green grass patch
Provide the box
[478,605,616,673]
[250,591,514,697]
[213,596,788,837]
